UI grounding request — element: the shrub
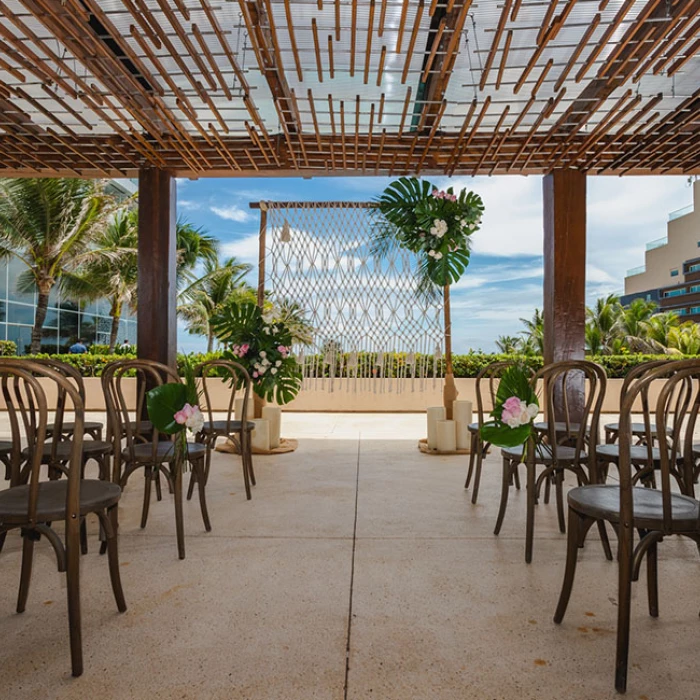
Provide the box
[0,340,17,356]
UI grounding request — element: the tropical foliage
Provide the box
[210,301,305,405]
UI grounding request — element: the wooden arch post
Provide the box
[443,284,458,419]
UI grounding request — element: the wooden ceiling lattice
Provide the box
[0,0,698,178]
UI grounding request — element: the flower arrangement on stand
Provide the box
[480,364,540,448]
[372,176,484,433]
[211,301,303,414]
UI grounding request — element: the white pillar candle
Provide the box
[436,420,457,452]
[427,406,446,450]
[251,419,270,452]
[453,400,473,450]
[234,397,254,421]
[261,406,281,449]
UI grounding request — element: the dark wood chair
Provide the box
[495,360,608,563]
[188,359,255,502]
[554,359,700,693]
[464,361,528,504]
[602,360,668,444]
[0,359,126,677]
[102,359,209,559]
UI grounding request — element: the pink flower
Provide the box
[174,403,195,425]
[252,371,259,378]
[239,343,249,355]
[278,345,289,357]
[502,396,522,414]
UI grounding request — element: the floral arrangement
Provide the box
[211,301,303,405]
[373,176,484,292]
[480,364,539,447]
[146,357,203,469]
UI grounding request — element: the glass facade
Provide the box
[0,259,136,354]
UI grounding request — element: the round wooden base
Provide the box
[216,437,299,455]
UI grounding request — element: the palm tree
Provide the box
[668,322,700,355]
[61,210,138,352]
[178,256,254,352]
[519,308,544,355]
[495,335,521,354]
[0,177,115,353]
[175,218,219,289]
[270,298,315,346]
[615,298,658,352]
[585,294,620,355]
[641,311,681,352]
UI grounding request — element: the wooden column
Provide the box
[137,167,177,368]
[543,169,586,419]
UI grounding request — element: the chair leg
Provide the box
[174,465,185,560]
[555,470,566,534]
[554,508,586,623]
[155,470,163,501]
[0,530,7,553]
[513,463,521,490]
[597,521,613,561]
[615,524,634,693]
[16,533,35,613]
[646,540,659,618]
[196,458,212,532]
[65,518,83,677]
[525,460,536,564]
[493,457,512,536]
[470,443,485,505]
[140,466,153,529]
[543,472,551,504]
[465,433,477,488]
[101,507,127,612]
[240,432,252,501]
[80,517,88,555]
[186,469,197,501]
[247,433,256,487]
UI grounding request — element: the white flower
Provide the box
[185,406,204,435]
[270,368,278,375]
[275,360,282,367]
[434,252,443,260]
[428,250,436,257]
[434,230,445,239]
[259,365,267,374]
[262,358,270,366]
[526,403,539,419]
[429,227,437,235]
[505,416,520,428]
[259,351,267,358]
[263,327,270,335]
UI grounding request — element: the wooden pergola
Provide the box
[0,0,698,370]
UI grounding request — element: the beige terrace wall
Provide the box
[0,377,657,415]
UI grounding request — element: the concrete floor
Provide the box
[1,412,699,699]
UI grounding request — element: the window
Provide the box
[678,308,688,315]
[664,289,685,297]
[691,307,700,314]
[691,286,700,293]
[688,263,700,273]
[670,269,679,277]
[7,302,34,325]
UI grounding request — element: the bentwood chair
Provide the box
[602,360,668,444]
[0,360,126,677]
[495,360,608,563]
[188,359,255,502]
[102,359,208,559]
[554,360,700,693]
[465,361,530,504]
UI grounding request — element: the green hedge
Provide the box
[2,351,694,379]
[0,340,17,356]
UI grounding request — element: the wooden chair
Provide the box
[495,360,608,563]
[0,359,126,677]
[554,359,700,693]
[102,359,209,559]
[188,359,255,502]
[602,360,668,444]
[464,361,528,504]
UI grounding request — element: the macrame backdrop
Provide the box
[258,201,444,393]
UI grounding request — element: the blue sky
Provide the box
[175,175,696,354]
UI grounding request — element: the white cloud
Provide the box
[178,199,201,211]
[211,204,253,222]
[221,233,260,265]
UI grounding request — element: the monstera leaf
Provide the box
[211,301,261,345]
[375,176,434,233]
[147,383,187,434]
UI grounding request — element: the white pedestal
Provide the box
[427,406,446,450]
[453,400,473,450]
[436,420,457,452]
[251,419,270,452]
[261,406,281,449]
[234,396,254,421]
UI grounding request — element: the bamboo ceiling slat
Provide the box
[0,0,696,177]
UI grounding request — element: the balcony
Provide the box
[669,204,694,221]
[626,264,646,277]
[645,236,667,251]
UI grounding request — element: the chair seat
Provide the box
[47,420,103,435]
[22,440,113,460]
[603,421,656,435]
[203,420,255,434]
[501,443,586,463]
[596,444,661,462]
[123,441,206,463]
[0,440,12,454]
[568,484,700,531]
[0,479,122,523]
[692,443,700,459]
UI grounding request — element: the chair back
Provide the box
[534,360,607,467]
[102,359,180,477]
[196,359,252,435]
[0,359,84,520]
[475,361,534,428]
[619,359,669,415]
[621,361,700,526]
